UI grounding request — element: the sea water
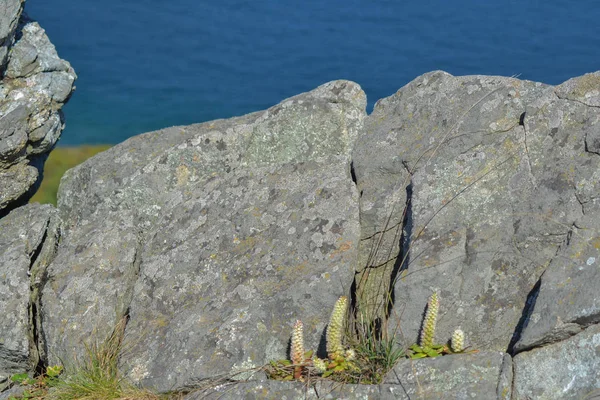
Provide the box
[27,0,600,145]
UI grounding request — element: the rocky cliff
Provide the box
[0,0,76,218]
[1,32,599,397]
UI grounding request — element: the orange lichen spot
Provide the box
[329,241,353,258]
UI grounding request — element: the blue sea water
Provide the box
[27,0,600,146]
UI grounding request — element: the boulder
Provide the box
[513,72,600,352]
[0,7,76,217]
[0,203,60,389]
[384,351,512,399]
[0,0,22,69]
[41,80,366,391]
[352,71,600,358]
[2,69,600,397]
[513,324,600,399]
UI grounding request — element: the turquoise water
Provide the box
[28,0,600,145]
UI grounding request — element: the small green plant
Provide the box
[9,365,63,399]
[266,296,359,382]
[40,316,168,400]
[407,292,473,359]
[266,295,412,384]
[266,293,408,384]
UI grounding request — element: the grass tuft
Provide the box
[342,310,405,384]
[43,317,168,400]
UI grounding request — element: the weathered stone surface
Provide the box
[0,203,59,375]
[42,81,366,391]
[0,163,37,210]
[555,71,600,107]
[513,226,600,352]
[0,0,23,69]
[4,69,599,397]
[385,351,512,400]
[183,351,511,399]
[0,10,76,216]
[41,210,142,368]
[123,161,360,391]
[0,383,24,400]
[352,70,600,354]
[513,323,600,400]
[184,379,398,400]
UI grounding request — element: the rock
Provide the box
[512,73,600,352]
[384,351,512,400]
[184,352,511,399]
[3,69,600,397]
[0,203,60,378]
[513,324,600,399]
[41,80,366,392]
[0,0,23,69]
[352,70,600,356]
[0,383,25,400]
[0,9,76,217]
[555,71,600,107]
[184,379,394,400]
[0,163,38,211]
[512,226,600,352]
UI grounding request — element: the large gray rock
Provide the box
[513,224,600,352]
[0,8,76,216]
[512,72,600,352]
[41,80,366,391]
[513,323,600,399]
[6,70,599,397]
[384,351,512,400]
[352,71,600,355]
[0,203,60,381]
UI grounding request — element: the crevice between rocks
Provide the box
[506,279,541,356]
[584,131,600,157]
[496,353,513,400]
[352,179,413,331]
[349,160,358,187]
[509,223,600,354]
[387,183,413,318]
[554,91,600,109]
[27,213,61,375]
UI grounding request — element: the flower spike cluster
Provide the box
[326,296,348,360]
[268,296,357,381]
[451,328,464,353]
[420,291,439,348]
[291,320,305,380]
[291,320,305,365]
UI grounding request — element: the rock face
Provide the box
[42,80,366,391]
[190,351,511,400]
[354,71,600,355]
[2,70,600,398]
[0,1,76,217]
[513,324,600,400]
[0,203,60,391]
